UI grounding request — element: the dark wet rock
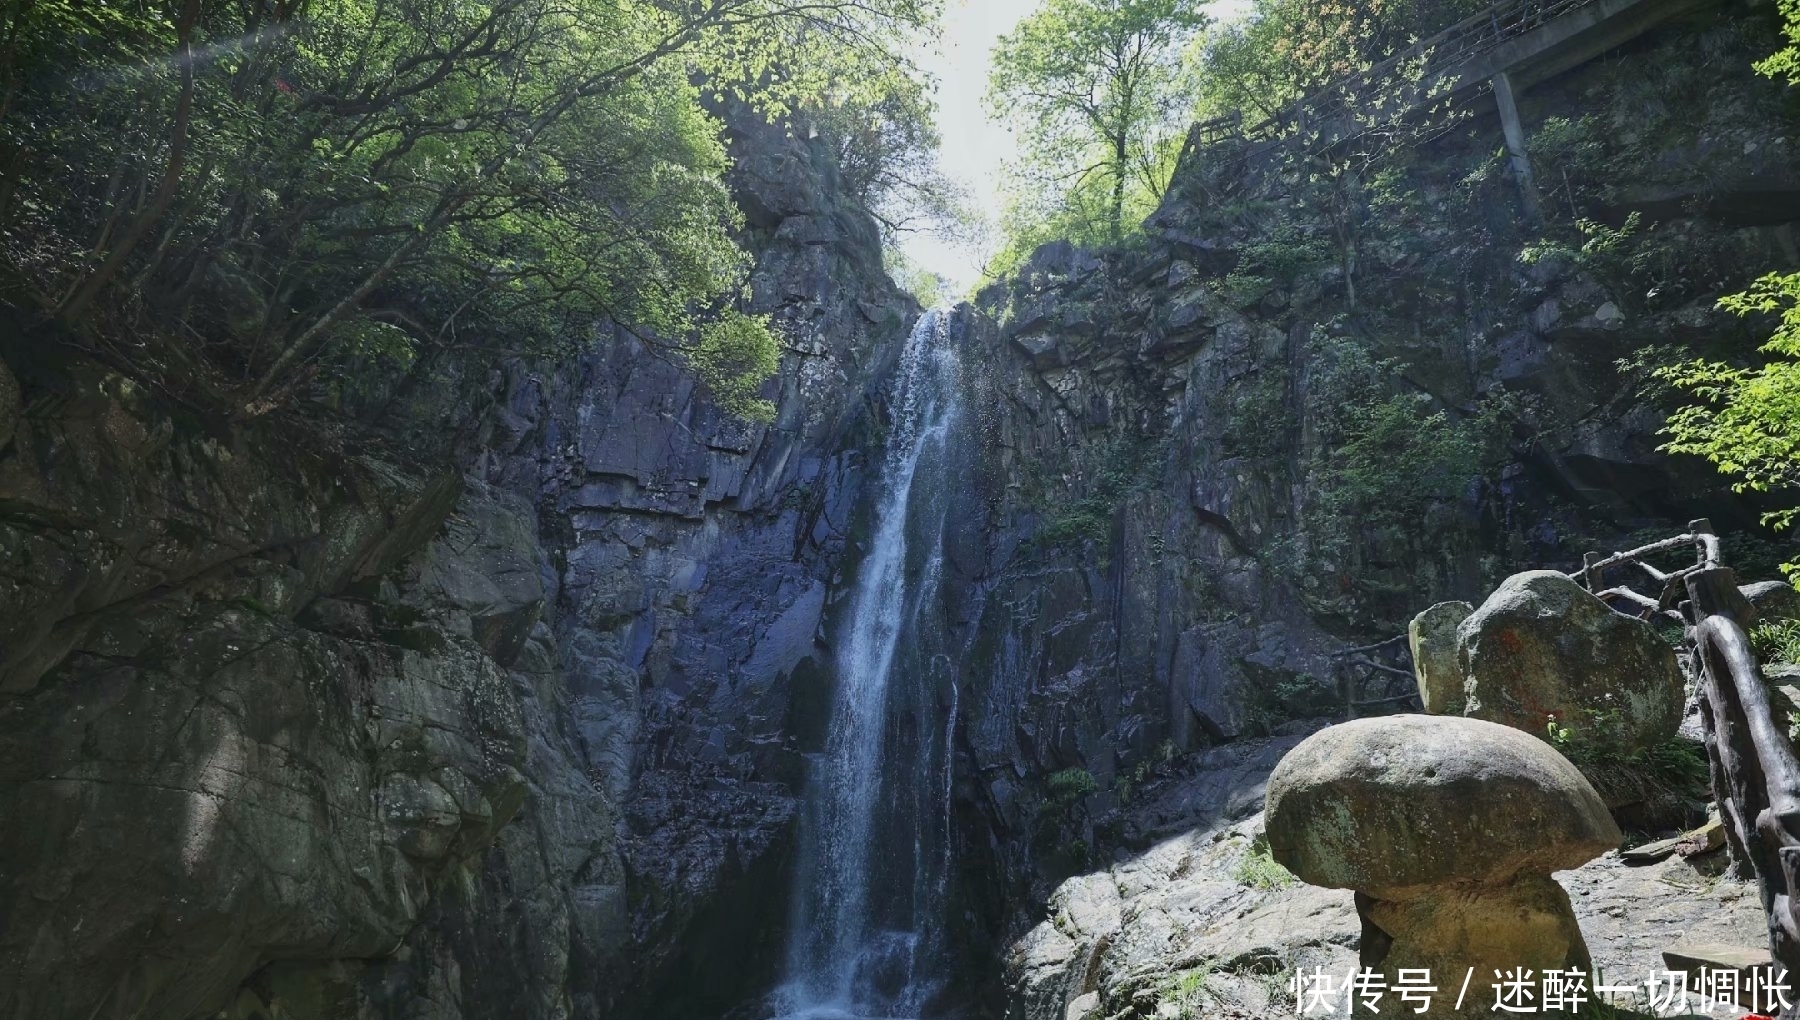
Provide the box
[0,100,912,1020]
[0,357,17,452]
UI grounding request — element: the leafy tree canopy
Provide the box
[0,0,941,422]
[980,0,1490,281]
[1189,0,1488,122]
[984,0,1208,275]
[814,72,974,250]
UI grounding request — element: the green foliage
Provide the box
[984,0,1208,273]
[688,312,782,422]
[1304,333,1512,539]
[1515,213,1727,313]
[1546,713,1711,810]
[1035,433,1163,549]
[1032,766,1099,864]
[1526,114,1608,213]
[1161,964,1219,1018]
[1659,273,1800,576]
[1236,228,1333,283]
[1329,395,1493,521]
[816,73,975,248]
[1306,326,1397,422]
[1185,0,1480,314]
[1650,3,1800,578]
[1528,115,1607,175]
[1758,0,1800,85]
[1187,0,1489,122]
[0,0,939,420]
[1730,532,1800,585]
[983,180,1152,282]
[1755,617,1800,666]
[1281,55,1460,307]
[1218,368,1291,457]
[1521,214,1641,284]
[1524,20,1791,222]
[1281,330,1514,603]
[1240,672,1329,733]
[1221,225,1332,307]
[1066,837,1092,869]
[1170,966,1211,999]
[1045,767,1100,806]
[1113,739,1178,803]
[884,246,953,307]
[1613,344,1690,406]
[1230,835,1296,890]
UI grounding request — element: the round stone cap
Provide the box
[1264,715,1620,896]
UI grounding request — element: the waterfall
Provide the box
[772,310,962,1020]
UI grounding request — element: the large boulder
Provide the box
[1409,601,1472,715]
[1743,580,1800,623]
[1265,716,1619,895]
[1266,716,1619,1018]
[1456,570,1683,749]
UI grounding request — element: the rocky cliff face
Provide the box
[929,10,1799,1016]
[0,106,913,1020]
[4,10,1796,1020]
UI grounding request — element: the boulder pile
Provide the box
[1410,570,1685,750]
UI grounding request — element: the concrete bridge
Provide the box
[1179,0,1723,213]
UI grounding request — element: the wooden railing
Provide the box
[1179,0,1602,163]
[1577,520,1799,1016]
[1332,633,1420,719]
[1322,523,1796,1010]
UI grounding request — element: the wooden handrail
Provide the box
[1567,521,1799,1014]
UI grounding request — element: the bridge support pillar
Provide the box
[1492,71,1544,225]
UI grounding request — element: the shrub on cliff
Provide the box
[0,0,940,422]
[1296,331,1514,578]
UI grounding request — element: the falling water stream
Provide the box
[771,310,962,1020]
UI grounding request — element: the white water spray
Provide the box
[772,310,962,1020]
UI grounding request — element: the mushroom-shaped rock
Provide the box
[1409,601,1472,715]
[1457,570,1684,749]
[1266,715,1620,1018]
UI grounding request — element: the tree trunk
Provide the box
[1111,135,1128,242]
[54,0,203,325]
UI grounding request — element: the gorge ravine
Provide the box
[0,9,1796,1020]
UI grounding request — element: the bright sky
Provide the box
[898,0,1251,296]
[895,0,1038,295]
